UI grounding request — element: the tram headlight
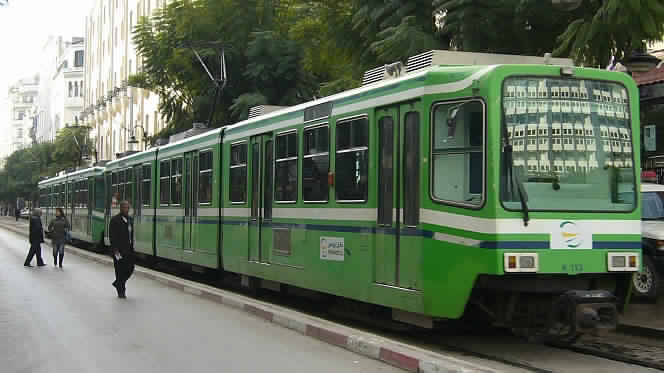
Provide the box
[504,253,539,273]
[607,252,639,272]
[611,256,626,268]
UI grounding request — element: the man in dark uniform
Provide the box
[109,200,134,298]
[24,208,46,267]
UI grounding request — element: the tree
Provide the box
[52,127,92,170]
[132,0,304,136]
[554,0,664,66]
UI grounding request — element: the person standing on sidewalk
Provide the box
[24,209,46,267]
[15,206,20,222]
[109,200,134,298]
[47,208,70,268]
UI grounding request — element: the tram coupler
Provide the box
[559,290,618,336]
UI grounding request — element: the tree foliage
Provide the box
[0,128,92,204]
[554,0,664,66]
[130,0,664,142]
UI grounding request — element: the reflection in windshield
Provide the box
[643,192,664,219]
[502,77,635,211]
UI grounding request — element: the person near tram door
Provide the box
[109,200,134,299]
[47,207,70,268]
[24,209,46,267]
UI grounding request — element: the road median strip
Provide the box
[0,220,497,372]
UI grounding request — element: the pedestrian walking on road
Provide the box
[47,208,70,268]
[109,200,134,298]
[24,209,46,267]
[15,207,20,222]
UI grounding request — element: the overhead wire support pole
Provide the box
[182,40,228,127]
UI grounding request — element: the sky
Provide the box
[0,0,90,131]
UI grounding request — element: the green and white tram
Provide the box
[39,50,641,339]
[38,167,106,245]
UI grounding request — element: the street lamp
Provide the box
[127,125,147,150]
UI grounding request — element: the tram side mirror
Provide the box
[447,106,460,137]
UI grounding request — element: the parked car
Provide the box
[635,183,664,299]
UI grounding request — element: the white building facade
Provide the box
[6,76,39,154]
[83,0,168,162]
[34,36,86,143]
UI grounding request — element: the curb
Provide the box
[1,220,497,372]
[616,323,664,340]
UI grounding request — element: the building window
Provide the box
[199,151,213,204]
[275,131,298,202]
[74,50,84,67]
[335,117,369,202]
[68,82,73,97]
[229,143,247,203]
[303,125,329,202]
[74,82,79,97]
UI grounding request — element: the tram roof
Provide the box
[105,146,158,170]
[38,166,105,187]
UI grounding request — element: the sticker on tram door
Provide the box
[320,237,345,261]
[550,220,592,249]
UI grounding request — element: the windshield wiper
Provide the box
[512,163,530,226]
[501,112,529,226]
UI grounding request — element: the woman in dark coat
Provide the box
[48,207,70,268]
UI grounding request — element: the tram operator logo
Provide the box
[560,221,581,248]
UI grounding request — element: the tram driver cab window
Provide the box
[432,100,484,206]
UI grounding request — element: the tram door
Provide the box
[375,101,422,289]
[183,151,199,252]
[248,134,273,263]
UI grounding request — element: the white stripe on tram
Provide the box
[420,209,640,236]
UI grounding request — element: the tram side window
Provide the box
[111,172,118,204]
[119,170,126,201]
[432,100,484,206]
[275,131,298,202]
[125,168,134,207]
[69,182,74,208]
[172,158,183,205]
[336,117,369,202]
[230,143,247,203]
[303,125,329,202]
[160,160,171,206]
[199,151,213,204]
[95,176,105,211]
[60,185,65,207]
[142,165,151,207]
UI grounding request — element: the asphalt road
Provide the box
[0,228,399,373]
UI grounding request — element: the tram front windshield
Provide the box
[501,77,636,212]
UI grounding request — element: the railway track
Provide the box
[552,336,664,371]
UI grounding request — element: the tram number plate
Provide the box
[562,264,584,273]
[320,237,345,261]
